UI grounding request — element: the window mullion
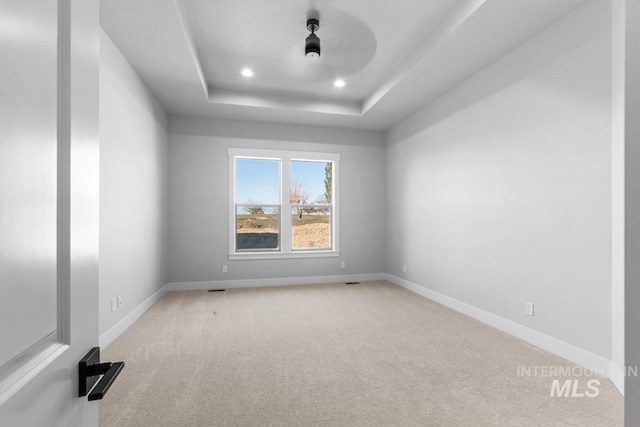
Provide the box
[229,154,236,255]
[281,158,292,253]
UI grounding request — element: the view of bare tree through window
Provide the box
[290,160,331,249]
[234,156,333,252]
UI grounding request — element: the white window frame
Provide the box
[229,148,340,260]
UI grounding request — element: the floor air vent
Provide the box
[345,282,360,285]
[208,289,226,292]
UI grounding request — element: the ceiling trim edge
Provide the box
[173,0,210,99]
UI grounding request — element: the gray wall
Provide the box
[99,30,169,335]
[611,0,626,391]
[167,116,386,283]
[386,0,612,358]
[624,0,640,420]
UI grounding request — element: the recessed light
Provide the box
[241,68,254,78]
[334,79,346,88]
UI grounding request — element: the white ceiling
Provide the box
[100,0,590,131]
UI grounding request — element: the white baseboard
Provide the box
[165,273,387,291]
[386,274,615,382]
[99,284,169,349]
[609,361,625,396]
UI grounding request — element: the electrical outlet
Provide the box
[525,302,534,316]
[222,265,228,273]
[117,295,123,308]
[403,265,407,273]
[340,261,346,269]
[111,298,117,312]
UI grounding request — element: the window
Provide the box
[229,148,340,259]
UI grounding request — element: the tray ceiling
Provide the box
[101,0,590,130]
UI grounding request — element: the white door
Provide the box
[0,0,101,426]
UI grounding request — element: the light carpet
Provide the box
[100,280,622,426]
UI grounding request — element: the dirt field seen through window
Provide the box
[236,214,330,250]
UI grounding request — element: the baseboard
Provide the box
[99,284,169,349]
[386,274,614,381]
[610,361,625,396]
[165,273,387,291]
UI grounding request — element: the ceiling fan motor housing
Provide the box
[305,18,320,59]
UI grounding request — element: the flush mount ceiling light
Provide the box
[333,79,346,88]
[241,68,254,78]
[305,18,320,59]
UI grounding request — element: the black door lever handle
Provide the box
[87,362,113,376]
[88,361,124,401]
[79,347,125,401]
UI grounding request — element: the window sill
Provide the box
[229,251,340,261]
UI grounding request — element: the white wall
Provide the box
[99,30,169,337]
[387,0,612,360]
[167,116,386,284]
